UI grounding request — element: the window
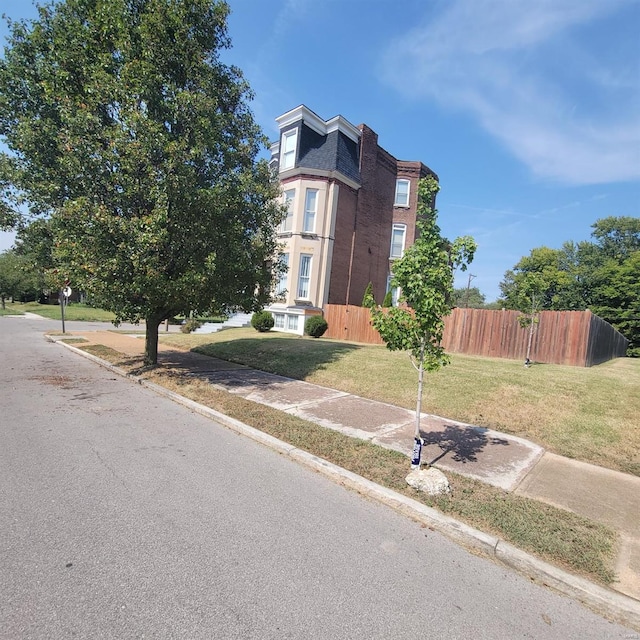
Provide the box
[387,275,400,307]
[390,223,406,258]
[303,189,317,233]
[287,315,299,331]
[280,129,297,171]
[274,313,285,329]
[394,179,410,207]
[276,253,289,296]
[280,190,295,232]
[297,254,312,299]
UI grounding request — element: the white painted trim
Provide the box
[394,178,410,207]
[390,223,407,258]
[277,105,326,135]
[325,115,361,143]
[276,105,361,144]
[277,166,360,191]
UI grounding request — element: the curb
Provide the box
[51,338,640,631]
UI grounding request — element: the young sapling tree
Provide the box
[371,176,476,468]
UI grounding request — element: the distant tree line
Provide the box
[499,216,639,356]
[435,216,638,357]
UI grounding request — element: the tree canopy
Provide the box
[0,250,40,307]
[499,216,640,356]
[452,286,486,309]
[0,0,283,363]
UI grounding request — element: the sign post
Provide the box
[60,283,71,334]
[59,289,66,334]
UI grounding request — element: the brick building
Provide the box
[267,105,436,334]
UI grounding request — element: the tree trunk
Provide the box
[144,316,161,366]
[1,295,5,310]
[415,338,425,438]
[526,318,535,362]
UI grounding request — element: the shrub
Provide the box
[382,291,393,307]
[180,318,202,333]
[304,315,328,338]
[362,282,375,308]
[251,310,274,332]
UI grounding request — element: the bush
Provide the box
[362,282,375,308]
[251,310,274,332]
[304,315,328,338]
[382,291,393,307]
[181,318,202,334]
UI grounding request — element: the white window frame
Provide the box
[386,275,400,307]
[287,315,299,331]
[303,189,317,233]
[280,129,297,171]
[394,179,410,207]
[280,189,295,232]
[274,313,285,329]
[390,223,407,259]
[276,253,289,296]
[297,254,312,299]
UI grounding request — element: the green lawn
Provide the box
[1,301,116,322]
[160,328,640,476]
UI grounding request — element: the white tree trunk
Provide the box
[415,338,425,438]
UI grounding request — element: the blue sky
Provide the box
[1,0,639,301]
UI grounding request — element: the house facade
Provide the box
[267,105,435,334]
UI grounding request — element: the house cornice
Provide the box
[276,105,361,144]
[279,166,361,191]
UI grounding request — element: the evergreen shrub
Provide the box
[304,315,328,338]
[251,310,274,332]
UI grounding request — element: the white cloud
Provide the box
[381,0,640,185]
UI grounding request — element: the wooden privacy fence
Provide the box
[323,305,629,367]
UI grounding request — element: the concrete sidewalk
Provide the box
[65,330,640,603]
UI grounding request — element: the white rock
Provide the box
[405,467,451,495]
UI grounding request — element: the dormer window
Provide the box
[280,129,298,171]
[394,179,410,207]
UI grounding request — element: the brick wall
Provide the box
[345,125,398,305]
[395,161,433,245]
[327,181,358,305]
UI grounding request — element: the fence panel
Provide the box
[322,305,628,366]
[324,304,384,344]
[442,309,596,365]
[587,313,630,366]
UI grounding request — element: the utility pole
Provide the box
[464,273,476,308]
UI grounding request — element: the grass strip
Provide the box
[4,301,116,321]
[78,345,617,585]
[159,329,640,477]
[0,307,23,316]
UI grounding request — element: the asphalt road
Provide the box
[1,316,636,639]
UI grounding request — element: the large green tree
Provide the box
[500,216,640,356]
[0,0,283,364]
[0,250,40,307]
[371,177,476,467]
[13,219,56,299]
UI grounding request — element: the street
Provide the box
[1,316,636,639]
